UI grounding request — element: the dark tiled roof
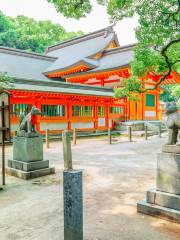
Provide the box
[0,28,135,97]
[0,46,57,61]
[13,78,114,97]
[44,27,119,74]
[0,47,56,81]
[46,26,119,52]
[64,44,136,78]
[91,44,136,72]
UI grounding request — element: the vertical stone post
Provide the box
[62,130,72,170]
[73,128,77,146]
[128,126,132,142]
[158,124,161,138]
[145,125,148,140]
[64,170,83,240]
[46,129,50,149]
[108,128,112,144]
[62,130,83,240]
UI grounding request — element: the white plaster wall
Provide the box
[145,111,156,117]
[109,119,113,127]
[40,122,68,131]
[71,122,94,129]
[98,118,106,127]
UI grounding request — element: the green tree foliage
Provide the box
[171,85,180,98]
[48,0,92,19]
[171,85,180,107]
[0,72,14,90]
[0,11,83,53]
[160,85,177,102]
[49,0,180,99]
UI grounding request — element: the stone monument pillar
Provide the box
[137,102,180,223]
[137,145,180,223]
[6,106,55,179]
[62,130,83,240]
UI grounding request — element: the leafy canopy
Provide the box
[171,85,180,98]
[48,0,180,100]
[48,0,92,19]
[0,72,14,90]
[160,85,178,102]
[0,11,83,53]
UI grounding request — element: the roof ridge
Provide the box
[46,26,115,53]
[103,43,136,56]
[14,77,113,92]
[0,46,57,61]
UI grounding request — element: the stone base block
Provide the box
[6,167,55,180]
[162,145,180,154]
[147,188,180,211]
[8,159,49,172]
[137,199,180,223]
[138,188,180,223]
[157,152,180,195]
[13,136,43,162]
[157,170,180,195]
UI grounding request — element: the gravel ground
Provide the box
[0,133,180,240]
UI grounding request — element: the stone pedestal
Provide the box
[137,145,180,223]
[6,136,55,179]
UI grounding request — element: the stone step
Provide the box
[8,159,49,172]
[137,199,180,223]
[147,188,180,211]
[6,167,55,180]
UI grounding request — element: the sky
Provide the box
[0,0,138,46]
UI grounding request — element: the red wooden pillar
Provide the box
[126,98,130,121]
[142,94,145,120]
[94,103,98,130]
[141,78,145,120]
[101,78,105,87]
[105,103,109,129]
[155,91,159,120]
[67,101,72,130]
[35,98,41,132]
[124,98,127,121]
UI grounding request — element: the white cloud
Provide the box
[0,0,138,46]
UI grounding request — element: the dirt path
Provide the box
[0,134,180,240]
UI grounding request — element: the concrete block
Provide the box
[147,188,156,204]
[8,159,49,172]
[13,136,43,162]
[156,152,180,194]
[63,170,83,240]
[6,167,55,180]
[155,191,180,211]
[147,189,180,211]
[157,153,180,176]
[156,170,180,195]
[137,199,180,223]
[162,145,180,154]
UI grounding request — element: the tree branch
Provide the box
[171,59,180,66]
[138,38,180,93]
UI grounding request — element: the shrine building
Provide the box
[0,27,179,133]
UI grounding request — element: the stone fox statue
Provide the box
[166,102,180,145]
[19,106,41,133]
